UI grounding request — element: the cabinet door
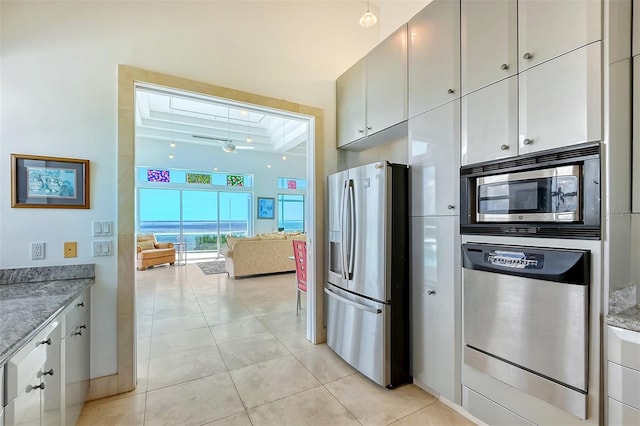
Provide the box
[409,100,460,216]
[411,216,460,402]
[41,323,62,426]
[634,56,640,212]
[462,76,518,165]
[518,0,601,71]
[366,24,408,136]
[461,0,517,95]
[64,312,90,426]
[5,375,42,426]
[408,0,460,117]
[336,58,366,147]
[518,42,601,155]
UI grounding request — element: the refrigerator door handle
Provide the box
[340,181,350,280]
[324,288,382,314]
[347,181,356,278]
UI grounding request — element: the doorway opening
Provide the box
[115,65,324,395]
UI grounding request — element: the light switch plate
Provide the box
[64,241,77,258]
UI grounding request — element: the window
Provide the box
[137,167,253,187]
[277,194,304,232]
[277,177,307,190]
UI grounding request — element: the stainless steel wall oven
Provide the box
[460,142,601,239]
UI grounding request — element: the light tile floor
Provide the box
[78,263,476,426]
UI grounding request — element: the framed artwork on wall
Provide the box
[11,154,90,209]
[257,197,274,219]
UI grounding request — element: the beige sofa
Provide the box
[220,232,306,278]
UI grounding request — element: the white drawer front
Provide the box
[6,320,58,402]
[609,361,640,410]
[609,397,640,425]
[64,289,89,335]
[608,326,640,371]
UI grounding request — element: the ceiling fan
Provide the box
[192,135,254,153]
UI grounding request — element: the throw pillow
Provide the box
[138,240,155,250]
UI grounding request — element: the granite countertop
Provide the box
[605,304,640,333]
[0,278,93,366]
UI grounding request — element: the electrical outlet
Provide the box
[31,242,45,260]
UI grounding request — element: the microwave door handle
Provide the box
[348,181,356,279]
[324,287,382,314]
[341,181,349,280]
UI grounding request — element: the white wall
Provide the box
[136,137,307,235]
[0,0,428,379]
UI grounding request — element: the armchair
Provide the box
[136,233,176,270]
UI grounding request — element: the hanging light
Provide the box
[359,0,377,28]
[282,155,287,160]
[170,142,176,148]
[267,164,272,168]
[169,153,174,160]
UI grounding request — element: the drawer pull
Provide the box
[500,63,509,70]
[77,302,85,307]
[43,368,54,376]
[523,52,533,60]
[447,205,455,210]
[500,144,510,150]
[29,383,46,392]
[427,290,436,295]
[447,88,455,94]
[79,324,87,330]
[40,338,52,346]
[523,138,534,145]
[74,330,83,336]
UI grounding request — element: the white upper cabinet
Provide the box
[336,25,407,149]
[461,0,517,95]
[409,100,460,216]
[462,76,518,165]
[366,24,408,137]
[336,58,366,147]
[409,0,460,117]
[519,42,601,155]
[518,0,601,72]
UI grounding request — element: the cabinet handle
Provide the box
[447,205,455,210]
[43,369,54,376]
[358,129,364,133]
[447,88,455,94]
[79,324,87,330]
[74,330,83,336]
[523,52,533,60]
[427,290,436,295]
[77,302,85,307]
[500,63,509,70]
[366,126,372,130]
[40,338,52,346]
[500,144,510,150]
[523,138,534,145]
[29,383,46,392]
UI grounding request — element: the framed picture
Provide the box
[257,197,274,219]
[11,154,90,209]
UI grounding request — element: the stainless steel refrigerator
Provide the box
[325,161,410,388]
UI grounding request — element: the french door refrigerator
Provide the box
[325,161,410,388]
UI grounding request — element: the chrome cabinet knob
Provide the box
[523,52,533,60]
[79,324,87,330]
[29,383,46,392]
[427,290,436,295]
[40,338,52,346]
[77,302,85,307]
[42,369,54,376]
[500,144,510,150]
[358,129,364,133]
[447,204,455,210]
[523,138,534,145]
[367,126,372,130]
[500,63,509,70]
[74,329,83,336]
[447,88,455,94]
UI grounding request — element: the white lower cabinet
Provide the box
[5,321,60,426]
[63,311,90,426]
[4,288,90,426]
[411,216,461,403]
[608,325,640,425]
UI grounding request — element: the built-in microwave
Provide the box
[460,142,601,239]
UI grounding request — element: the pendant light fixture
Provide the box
[359,0,377,28]
[246,111,252,143]
[169,97,176,159]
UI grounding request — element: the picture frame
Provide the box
[11,154,90,209]
[257,197,275,219]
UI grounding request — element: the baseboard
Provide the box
[86,374,119,401]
